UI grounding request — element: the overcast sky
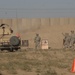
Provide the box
[0,0,75,18]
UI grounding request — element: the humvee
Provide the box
[0,24,21,52]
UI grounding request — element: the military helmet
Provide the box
[36,33,39,36]
[71,30,74,33]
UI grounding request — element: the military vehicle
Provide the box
[0,24,21,52]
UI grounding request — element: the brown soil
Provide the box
[0,49,74,75]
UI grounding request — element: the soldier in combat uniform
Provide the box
[34,34,41,49]
[70,31,75,49]
[62,33,71,49]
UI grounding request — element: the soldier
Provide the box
[70,31,75,48]
[34,34,41,49]
[62,33,71,48]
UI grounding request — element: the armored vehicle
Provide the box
[0,24,21,52]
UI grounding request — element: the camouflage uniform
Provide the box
[70,31,75,48]
[34,34,41,49]
[62,33,71,48]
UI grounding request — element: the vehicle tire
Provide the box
[10,36,20,46]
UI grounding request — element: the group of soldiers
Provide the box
[63,30,75,49]
[34,30,75,50]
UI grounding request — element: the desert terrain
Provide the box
[0,18,75,48]
[0,48,74,75]
[0,18,75,75]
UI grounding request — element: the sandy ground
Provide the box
[0,48,74,75]
[20,24,75,49]
[0,19,75,75]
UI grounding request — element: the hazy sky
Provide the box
[0,0,75,18]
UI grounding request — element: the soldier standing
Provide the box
[34,34,41,49]
[70,31,75,48]
[62,33,71,48]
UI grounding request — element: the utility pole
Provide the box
[16,9,19,33]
